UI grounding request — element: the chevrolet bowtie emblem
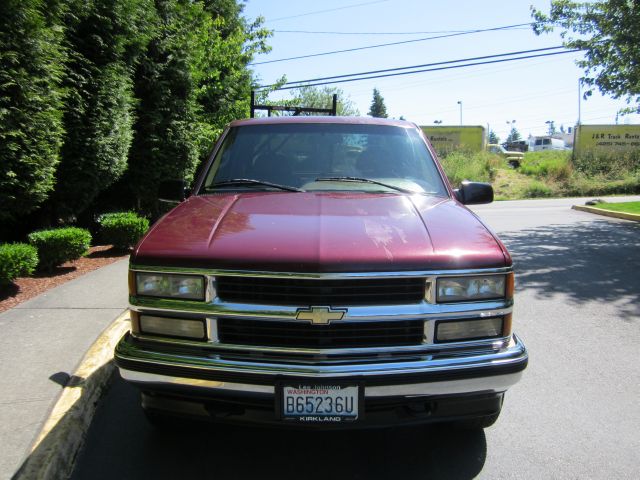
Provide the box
[296,306,347,325]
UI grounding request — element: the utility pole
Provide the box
[577,78,582,125]
[457,101,463,125]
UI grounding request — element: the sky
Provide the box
[242,0,639,142]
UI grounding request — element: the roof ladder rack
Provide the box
[250,91,337,118]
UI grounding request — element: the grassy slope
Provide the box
[439,149,640,200]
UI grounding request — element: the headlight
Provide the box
[135,272,205,300]
[436,274,509,303]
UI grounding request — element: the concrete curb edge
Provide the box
[13,311,130,480]
[571,204,640,222]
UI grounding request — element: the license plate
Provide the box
[280,384,360,423]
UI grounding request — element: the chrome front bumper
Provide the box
[115,332,528,398]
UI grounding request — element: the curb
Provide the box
[572,204,640,222]
[13,311,130,480]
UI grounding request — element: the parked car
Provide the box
[115,116,528,429]
[487,143,524,167]
[528,136,565,151]
[503,140,528,153]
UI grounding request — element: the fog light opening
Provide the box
[139,315,206,340]
[435,317,504,343]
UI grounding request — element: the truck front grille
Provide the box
[215,277,426,306]
[217,318,425,349]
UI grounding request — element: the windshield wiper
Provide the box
[314,176,420,194]
[204,178,303,193]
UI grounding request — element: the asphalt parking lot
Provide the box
[71,198,640,480]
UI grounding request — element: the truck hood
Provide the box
[133,193,508,272]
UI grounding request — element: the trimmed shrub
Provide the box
[98,212,149,249]
[28,227,92,271]
[0,243,39,285]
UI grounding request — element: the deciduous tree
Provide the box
[274,85,359,116]
[197,0,271,153]
[532,0,640,112]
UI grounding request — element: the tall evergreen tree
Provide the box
[368,88,388,118]
[506,127,522,143]
[127,0,270,214]
[53,0,154,219]
[0,0,66,231]
[127,0,210,214]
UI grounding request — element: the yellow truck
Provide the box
[487,144,524,167]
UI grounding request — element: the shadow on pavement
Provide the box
[499,219,640,320]
[71,377,487,480]
[12,363,115,480]
[86,247,131,259]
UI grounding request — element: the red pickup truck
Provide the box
[115,116,527,428]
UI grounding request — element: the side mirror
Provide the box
[454,180,494,205]
[158,179,189,203]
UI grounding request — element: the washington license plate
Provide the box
[281,384,359,423]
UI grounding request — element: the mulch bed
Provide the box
[0,245,130,313]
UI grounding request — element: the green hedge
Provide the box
[28,227,92,271]
[0,243,39,285]
[98,212,149,249]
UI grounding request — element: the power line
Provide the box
[250,23,534,65]
[274,27,531,35]
[275,29,482,35]
[347,55,573,97]
[266,0,389,23]
[260,47,570,89]
[262,49,581,90]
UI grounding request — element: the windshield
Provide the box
[201,123,448,196]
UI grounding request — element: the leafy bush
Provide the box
[522,181,553,198]
[0,243,39,285]
[562,172,640,197]
[572,149,640,177]
[520,151,573,180]
[28,227,92,271]
[98,212,149,249]
[440,150,500,186]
